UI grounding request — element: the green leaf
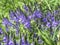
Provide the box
[37,28,54,45]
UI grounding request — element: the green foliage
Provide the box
[0,0,24,19]
[0,0,60,18]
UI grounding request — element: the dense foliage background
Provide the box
[0,0,60,18]
[0,0,60,45]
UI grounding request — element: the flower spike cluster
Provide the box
[0,5,60,45]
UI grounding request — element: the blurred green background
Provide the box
[0,0,60,20]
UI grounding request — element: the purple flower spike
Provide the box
[2,18,8,25]
[47,11,52,16]
[53,10,59,15]
[25,40,30,45]
[24,20,31,28]
[9,40,14,45]
[46,22,51,28]
[50,16,55,21]
[9,10,15,20]
[10,10,19,22]
[52,21,58,27]
[18,15,26,23]
[42,18,47,23]
[3,36,7,43]
[23,5,29,11]
[28,14,36,20]
[0,28,3,34]
[2,18,12,26]
[21,36,26,45]
[28,15,33,20]
[33,10,42,18]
